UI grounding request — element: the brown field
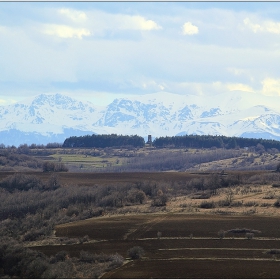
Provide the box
[18,169,280,278]
[54,214,280,240]
[0,169,266,186]
[34,214,280,278]
[3,146,280,277]
[0,171,194,185]
[105,259,280,279]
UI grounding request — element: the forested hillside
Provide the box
[62,133,280,150]
[63,134,145,148]
[153,135,280,150]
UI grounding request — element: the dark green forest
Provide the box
[62,133,280,150]
[153,135,280,150]
[62,134,145,148]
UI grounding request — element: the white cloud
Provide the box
[182,22,198,35]
[3,3,280,101]
[59,8,87,22]
[244,18,280,34]
[261,78,280,96]
[227,83,254,93]
[227,67,247,76]
[87,11,161,33]
[227,68,255,83]
[43,24,91,39]
[116,15,161,31]
[0,98,17,105]
[141,80,165,91]
[243,18,262,33]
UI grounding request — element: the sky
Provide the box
[1,2,280,106]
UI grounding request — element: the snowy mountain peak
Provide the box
[25,93,91,111]
[0,91,280,146]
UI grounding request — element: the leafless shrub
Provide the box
[191,191,211,199]
[66,206,79,217]
[63,238,80,245]
[213,209,235,215]
[260,202,271,207]
[0,173,43,192]
[79,235,90,244]
[107,253,124,270]
[50,251,68,263]
[265,249,280,255]
[276,162,280,172]
[225,188,234,205]
[226,228,261,235]
[230,200,243,207]
[151,190,168,207]
[80,250,99,263]
[200,200,215,209]
[218,230,225,239]
[127,246,145,260]
[274,200,280,207]
[245,232,254,239]
[246,173,280,185]
[157,231,162,239]
[242,208,257,215]
[42,260,75,279]
[216,200,230,207]
[263,192,275,199]
[42,161,68,172]
[244,201,258,207]
[22,227,51,241]
[45,173,61,190]
[127,189,146,205]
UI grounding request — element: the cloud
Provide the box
[182,22,198,35]
[227,83,254,93]
[0,98,17,105]
[244,18,280,34]
[43,24,91,39]
[227,67,247,76]
[261,78,280,96]
[227,68,255,83]
[140,80,165,91]
[59,8,87,22]
[115,15,161,31]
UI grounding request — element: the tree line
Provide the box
[105,149,244,172]
[3,133,280,151]
[152,135,280,150]
[62,134,145,148]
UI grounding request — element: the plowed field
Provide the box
[0,170,264,186]
[34,214,280,278]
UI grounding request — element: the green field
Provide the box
[45,153,123,170]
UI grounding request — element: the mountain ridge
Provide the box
[0,92,280,146]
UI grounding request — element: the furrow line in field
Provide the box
[158,247,268,251]
[142,257,280,262]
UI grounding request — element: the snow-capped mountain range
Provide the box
[1,92,280,146]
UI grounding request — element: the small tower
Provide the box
[147,135,152,146]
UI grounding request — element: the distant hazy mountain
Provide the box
[0,92,280,146]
